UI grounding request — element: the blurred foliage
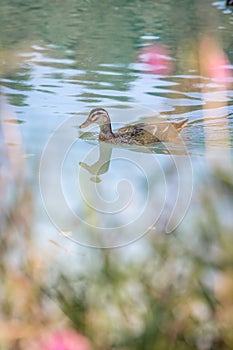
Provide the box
[1,159,233,349]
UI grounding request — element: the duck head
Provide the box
[80,108,111,128]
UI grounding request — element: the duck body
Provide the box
[112,124,159,145]
[80,108,188,146]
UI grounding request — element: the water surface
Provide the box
[1,0,233,249]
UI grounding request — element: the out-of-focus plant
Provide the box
[30,328,92,350]
[51,165,233,350]
[0,100,93,349]
[1,98,233,350]
[139,44,174,75]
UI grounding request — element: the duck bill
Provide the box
[79,119,91,129]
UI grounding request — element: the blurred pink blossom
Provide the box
[199,37,232,83]
[139,44,174,75]
[40,329,92,350]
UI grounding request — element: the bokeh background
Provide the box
[1,0,233,349]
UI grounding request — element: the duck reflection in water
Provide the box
[79,142,113,183]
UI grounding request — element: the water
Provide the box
[1,0,233,249]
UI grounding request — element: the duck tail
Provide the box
[174,119,188,132]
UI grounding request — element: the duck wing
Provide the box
[116,123,146,135]
[115,119,188,143]
[141,119,188,142]
[114,123,159,145]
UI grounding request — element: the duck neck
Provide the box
[99,123,115,140]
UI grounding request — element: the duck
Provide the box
[79,108,188,146]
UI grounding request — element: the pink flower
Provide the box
[40,329,92,350]
[139,44,174,75]
[199,37,232,83]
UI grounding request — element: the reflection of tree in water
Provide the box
[1,0,232,64]
[1,66,32,107]
[1,0,233,106]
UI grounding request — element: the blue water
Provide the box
[1,0,233,250]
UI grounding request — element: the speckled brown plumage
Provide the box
[80,108,188,145]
